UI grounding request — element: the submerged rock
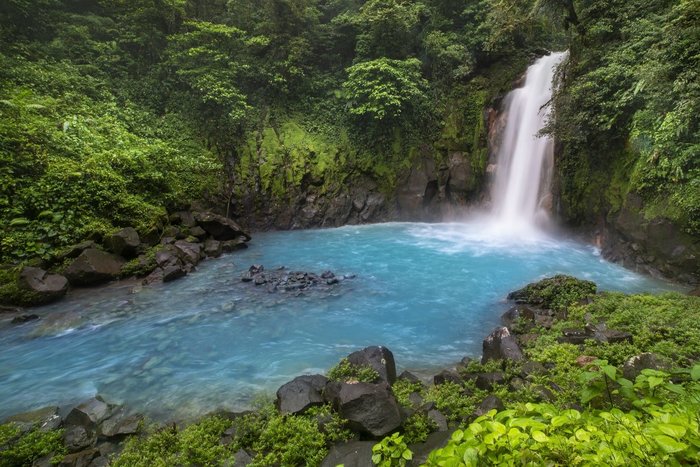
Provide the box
[239,265,353,295]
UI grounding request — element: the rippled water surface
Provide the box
[0,222,681,419]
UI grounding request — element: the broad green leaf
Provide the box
[654,435,688,453]
[656,423,687,439]
[532,431,549,443]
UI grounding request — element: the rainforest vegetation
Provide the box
[1,0,699,465]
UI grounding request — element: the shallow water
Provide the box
[0,222,682,420]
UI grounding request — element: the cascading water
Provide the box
[490,52,568,232]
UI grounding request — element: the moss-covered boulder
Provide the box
[507,275,597,311]
[0,266,68,307]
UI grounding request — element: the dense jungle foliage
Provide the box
[0,0,565,264]
[1,0,698,264]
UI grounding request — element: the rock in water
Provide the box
[482,327,524,363]
[276,375,329,415]
[64,249,125,286]
[18,266,69,305]
[194,211,251,241]
[65,397,113,431]
[105,227,140,258]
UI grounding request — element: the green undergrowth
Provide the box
[112,403,352,467]
[0,423,66,466]
[327,358,380,383]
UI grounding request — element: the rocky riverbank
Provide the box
[3,275,697,465]
[0,210,251,310]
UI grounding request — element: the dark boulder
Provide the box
[221,238,248,253]
[162,265,186,283]
[64,250,125,286]
[18,266,68,305]
[521,361,546,378]
[169,211,196,227]
[427,409,448,432]
[409,431,453,467]
[433,370,462,386]
[58,447,100,466]
[173,240,203,265]
[65,397,113,432]
[398,371,422,384]
[481,327,524,363]
[105,228,140,258]
[58,241,98,260]
[63,425,96,453]
[475,372,506,390]
[155,246,181,268]
[347,346,397,385]
[99,410,143,438]
[325,382,402,437]
[276,375,329,415]
[233,449,253,466]
[320,441,374,467]
[474,395,505,417]
[194,212,251,242]
[188,226,207,240]
[622,353,671,381]
[203,239,223,258]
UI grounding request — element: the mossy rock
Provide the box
[507,275,597,311]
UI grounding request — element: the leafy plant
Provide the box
[327,358,380,383]
[372,433,413,467]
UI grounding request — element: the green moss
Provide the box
[250,414,327,467]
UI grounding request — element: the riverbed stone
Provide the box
[173,240,203,265]
[221,238,248,253]
[193,211,251,241]
[475,372,506,390]
[64,249,125,286]
[203,239,223,258]
[481,327,524,363]
[18,266,68,305]
[409,431,453,466]
[99,410,143,438]
[276,375,329,415]
[11,313,39,324]
[65,397,112,431]
[501,305,536,331]
[347,346,397,385]
[162,264,186,283]
[325,381,402,437]
[507,275,597,309]
[106,228,140,258]
[427,409,448,432]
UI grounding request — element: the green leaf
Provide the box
[532,431,549,443]
[371,454,381,464]
[654,435,688,453]
[691,364,700,381]
[402,449,413,460]
[657,423,687,439]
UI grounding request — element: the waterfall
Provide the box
[490,52,567,232]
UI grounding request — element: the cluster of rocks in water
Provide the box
[240,265,355,294]
[2,210,250,313]
[1,275,676,466]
